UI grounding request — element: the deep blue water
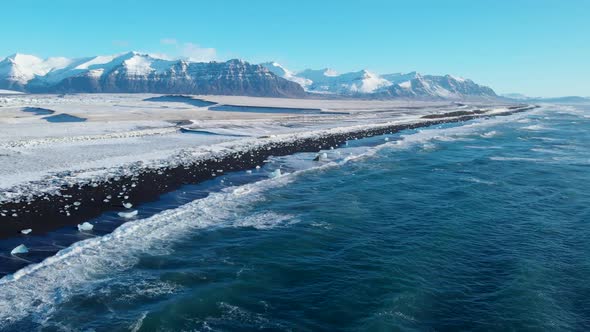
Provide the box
[1,104,590,331]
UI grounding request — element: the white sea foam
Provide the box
[550,156,590,165]
[481,131,498,138]
[529,137,560,142]
[531,148,565,155]
[233,212,296,230]
[383,111,529,151]
[463,177,496,185]
[421,142,437,151]
[129,311,149,332]
[521,124,546,131]
[489,156,542,162]
[548,104,590,118]
[464,145,503,150]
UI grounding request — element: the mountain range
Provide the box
[0,52,498,99]
[261,62,496,99]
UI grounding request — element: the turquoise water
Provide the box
[1,104,590,331]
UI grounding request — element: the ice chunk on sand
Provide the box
[123,202,133,209]
[269,169,282,178]
[77,222,94,232]
[11,244,29,255]
[118,210,138,219]
[20,229,32,235]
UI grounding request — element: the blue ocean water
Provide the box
[1,104,590,331]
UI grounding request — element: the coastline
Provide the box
[0,104,537,240]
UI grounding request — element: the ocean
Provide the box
[1,104,589,331]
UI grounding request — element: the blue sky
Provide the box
[1,0,588,97]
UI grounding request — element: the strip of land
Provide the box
[0,93,534,239]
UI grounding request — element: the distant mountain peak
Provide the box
[6,53,36,61]
[322,68,339,77]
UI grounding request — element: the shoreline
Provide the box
[0,105,537,240]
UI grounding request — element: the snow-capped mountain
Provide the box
[297,69,392,94]
[377,73,497,99]
[260,62,312,89]
[265,63,497,99]
[0,52,497,99]
[1,52,305,98]
[0,53,72,90]
[262,63,391,94]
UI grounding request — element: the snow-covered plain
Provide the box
[0,93,515,203]
[0,89,23,95]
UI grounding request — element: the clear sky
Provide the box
[1,0,588,97]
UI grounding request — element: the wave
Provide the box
[480,131,499,138]
[521,124,547,131]
[464,145,503,150]
[233,212,296,230]
[528,136,561,142]
[550,104,590,118]
[381,111,528,152]
[531,148,566,155]
[129,311,149,332]
[550,156,590,165]
[489,156,543,162]
[463,177,496,185]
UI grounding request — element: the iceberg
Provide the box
[11,244,29,255]
[20,228,32,235]
[313,152,328,161]
[269,169,282,178]
[118,210,138,219]
[123,202,133,209]
[77,222,94,232]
